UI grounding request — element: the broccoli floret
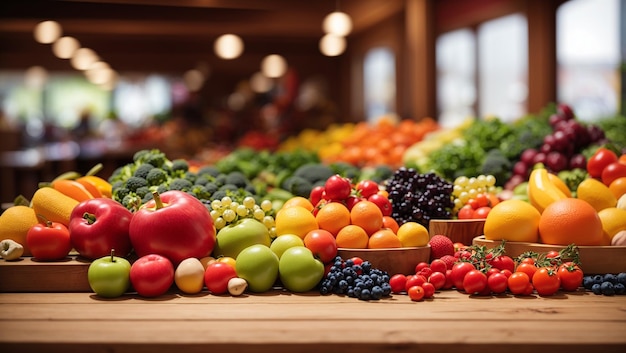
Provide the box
[146,168,168,187]
[144,150,168,168]
[135,186,150,198]
[205,183,218,195]
[211,190,227,201]
[126,176,149,192]
[156,184,169,194]
[121,194,143,211]
[245,183,256,195]
[214,174,228,187]
[293,163,335,185]
[133,163,154,179]
[219,183,239,193]
[194,173,214,186]
[169,178,193,191]
[113,186,130,202]
[184,171,197,184]
[226,171,249,188]
[281,175,313,198]
[133,149,151,163]
[171,159,189,173]
[480,149,513,186]
[190,185,211,200]
[142,192,155,204]
[108,165,133,184]
[197,165,221,178]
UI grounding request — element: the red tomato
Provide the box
[473,206,491,219]
[309,186,326,206]
[350,257,364,266]
[367,193,392,216]
[587,147,618,178]
[204,262,237,295]
[508,272,530,295]
[389,274,407,294]
[414,262,430,273]
[557,262,584,291]
[532,267,561,296]
[462,269,488,295]
[516,262,538,281]
[417,267,433,279]
[324,175,352,201]
[475,193,489,208]
[457,205,475,219]
[355,180,379,198]
[450,261,476,290]
[405,274,427,291]
[466,198,479,210]
[443,269,455,289]
[407,285,425,301]
[429,259,447,274]
[26,221,72,261]
[489,255,515,273]
[500,269,513,278]
[601,162,626,186]
[303,229,338,264]
[487,272,508,294]
[428,271,446,290]
[421,282,436,298]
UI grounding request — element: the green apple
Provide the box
[235,244,279,293]
[279,246,324,293]
[213,218,271,259]
[87,251,131,298]
[270,233,304,259]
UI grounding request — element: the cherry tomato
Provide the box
[520,257,536,265]
[475,193,489,208]
[389,274,407,294]
[429,259,447,274]
[473,206,491,219]
[407,285,425,301]
[344,195,363,210]
[532,267,561,296]
[486,267,500,278]
[500,269,513,278]
[457,205,475,219]
[489,255,515,273]
[421,282,436,298]
[450,261,476,290]
[26,220,72,261]
[405,274,427,291]
[428,271,446,290]
[487,272,508,294]
[601,162,626,186]
[417,267,433,279]
[443,269,455,289]
[587,147,618,178]
[309,186,326,207]
[414,262,430,273]
[557,262,584,291]
[516,262,538,281]
[508,272,530,295]
[367,193,392,216]
[355,180,379,198]
[463,269,487,295]
[324,175,352,201]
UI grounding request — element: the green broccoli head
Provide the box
[226,171,249,188]
[132,149,151,163]
[133,163,154,179]
[144,150,168,168]
[112,186,130,202]
[146,168,168,187]
[281,175,313,198]
[135,186,151,198]
[197,165,221,178]
[480,149,513,186]
[126,176,149,192]
[190,185,211,200]
[169,178,193,192]
[171,159,189,173]
[121,194,143,211]
[293,163,335,185]
[330,162,360,180]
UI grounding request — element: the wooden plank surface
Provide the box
[0,256,91,292]
[1,290,625,353]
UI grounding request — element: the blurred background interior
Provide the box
[0,0,624,204]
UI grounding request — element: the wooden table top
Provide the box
[1,289,625,353]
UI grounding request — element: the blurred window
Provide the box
[364,47,396,123]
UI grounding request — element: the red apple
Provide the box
[130,254,175,297]
[303,229,337,264]
[129,191,216,266]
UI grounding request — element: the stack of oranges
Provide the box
[275,196,430,250]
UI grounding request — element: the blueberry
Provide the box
[593,275,604,285]
[583,276,595,290]
[362,261,372,273]
[371,286,383,300]
[617,273,626,285]
[592,283,602,295]
[344,259,354,267]
[601,282,615,296]
[346,288,355,297]
[614,283,625,295]
[320,286,330,295]
[381,283,392,296]
[359,288,371,300]
[338,279,348,290]
[603,273,617,284]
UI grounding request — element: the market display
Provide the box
[1,103,626,302]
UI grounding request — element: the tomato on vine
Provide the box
[508,272,530,295]
[516,262,538,281]
[557,262,584,291]
[532,267,561,296]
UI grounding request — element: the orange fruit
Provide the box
[350,200,383,235]
[367,229,403,249]
[315,202,351,236]
[0,205,39,256]
[609,177,626,199]
[483,199,541,243]
[335,225,369,249]
[282,196,314,212]
[382,216,399,233]
[274,206,318,239]
[396,221,429,247]
[538,198,603,246]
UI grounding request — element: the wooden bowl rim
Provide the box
[473,235,626,250]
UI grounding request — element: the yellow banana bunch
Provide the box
[527,168,569,213]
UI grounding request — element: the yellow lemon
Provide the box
[396,221,430,247]
[577,178,617,212]
[484,199,541,243]
[597,207,626,245]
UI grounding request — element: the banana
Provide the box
[528,168,568,213]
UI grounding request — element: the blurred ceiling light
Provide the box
[52,36,80,59]
[250,72,272,93]
[24,66,48,90]
[322,11,352,37]
[71,47,99,70]
[214,34,244,59]
[184,69,205,92]
[34,20,62,44]
[319,33,346,56]
[97,72,118,91]
[227,92,246,111]
[261,54,287,78]
[85,61,114,85]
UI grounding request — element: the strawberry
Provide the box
[428,234,455,262]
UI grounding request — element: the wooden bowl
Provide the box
[429,219,486,246]
[337,246,431,276]
[473,235,626,274]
